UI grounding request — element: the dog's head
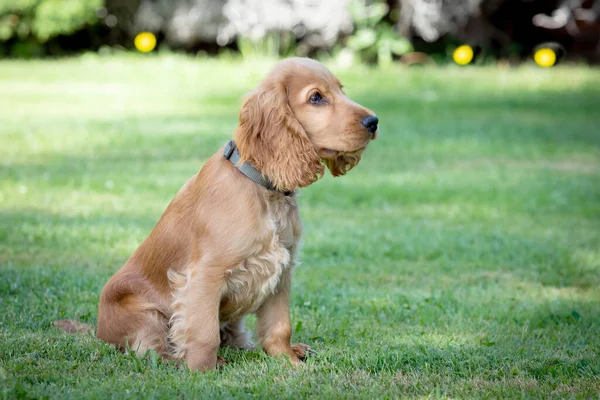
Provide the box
[234,57,378,192]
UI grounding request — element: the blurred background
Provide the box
[1,1,600,398]
[1,0,599,65]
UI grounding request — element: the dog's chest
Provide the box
[221,196,299,320]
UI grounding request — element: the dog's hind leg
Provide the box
[127,310,172,358]
[97,276,173,360]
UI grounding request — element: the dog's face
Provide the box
[282,58,378,163]
[234,57,378,191]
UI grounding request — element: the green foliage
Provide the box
[0,0,101,44]
[0,57,600,398]
[34,0,102,41]
[345,0,412,67]
[236,31,297,60]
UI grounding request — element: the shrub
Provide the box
[343,0,412,67]
[0,0,102,43]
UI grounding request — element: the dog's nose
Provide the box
[361,115,379,134]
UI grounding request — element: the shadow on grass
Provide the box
[1,82,599,396]
[1,303,598,398]
[335,335,600,397]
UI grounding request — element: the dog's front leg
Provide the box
[182,269,222,372]
[256,269,309,365]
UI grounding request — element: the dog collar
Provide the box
[223,140,292,196]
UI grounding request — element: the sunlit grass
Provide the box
[1,55,599,398]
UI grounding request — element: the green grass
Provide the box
[1,55,599,399]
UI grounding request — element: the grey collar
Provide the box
[223,140,292,196]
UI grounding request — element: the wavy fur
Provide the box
[234,81,324,192]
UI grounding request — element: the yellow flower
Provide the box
[134,32,157,53]
[534,48,556,68]
[453,45,474,66]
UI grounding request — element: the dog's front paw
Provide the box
[185,348,223,372]
[291,343,311,361]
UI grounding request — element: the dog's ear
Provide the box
[322,151,363,177]
[234,81,323,192]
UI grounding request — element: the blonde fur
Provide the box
[221,194,295,321]
[166,268,191,359]
[96,57,377,371]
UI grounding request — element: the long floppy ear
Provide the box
[233,81,324,192]
[322,150,363,177]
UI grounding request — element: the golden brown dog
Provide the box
[96,57,378,371]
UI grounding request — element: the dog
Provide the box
[96,57,378,371]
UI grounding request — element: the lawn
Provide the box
[1,55,599,399]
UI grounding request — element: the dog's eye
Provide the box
[309,92,325,105]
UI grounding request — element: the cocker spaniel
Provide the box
[96,57,378,371]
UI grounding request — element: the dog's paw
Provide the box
[291,343,311,361]
[180,356,226,371]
